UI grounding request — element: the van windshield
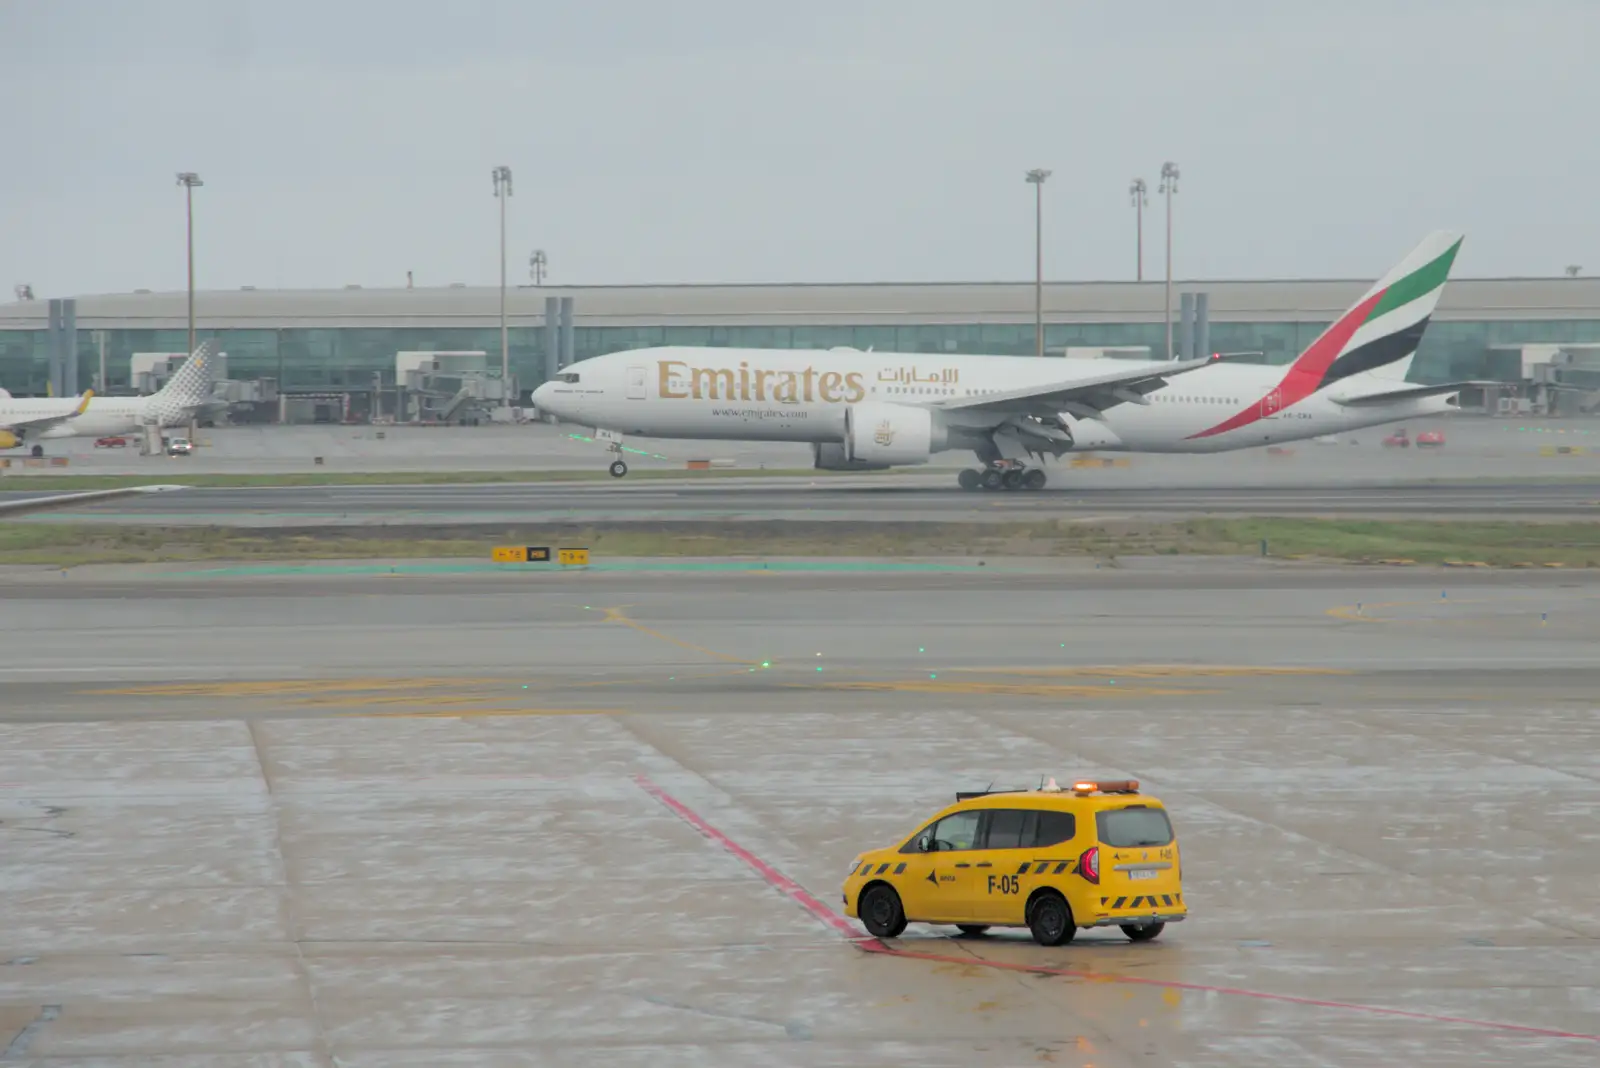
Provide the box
[1096,806,1173,848]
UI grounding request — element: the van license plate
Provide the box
[1128,869,1157,880]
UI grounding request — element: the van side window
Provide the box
[899,810,982,854]
[982,808,1036,849]
[1034,811,1077,848]
[1096,806,1174,848]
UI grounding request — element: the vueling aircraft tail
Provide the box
[144,339,220,424]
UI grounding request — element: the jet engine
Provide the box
[843,402,947,466]
[0,431,20,450]
[812,443,890,471]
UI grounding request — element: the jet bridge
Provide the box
[396,350,515,424]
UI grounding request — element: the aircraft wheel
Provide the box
[957,469,980,491]
[979,468,1003,491]
[1001,468,1022,490]
[1022,468,1047,491]
[609,460,628,478]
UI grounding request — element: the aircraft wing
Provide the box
[1,391,94,432]
[1332,381,1497,408]
[936,354,1230,418]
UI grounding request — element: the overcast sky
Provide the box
[2,0,1596,296]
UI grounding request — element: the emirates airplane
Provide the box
[532,231,1478,490]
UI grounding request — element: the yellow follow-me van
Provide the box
[842,777,1186,945]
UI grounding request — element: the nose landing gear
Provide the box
[608,458,628,478]
[958,460,1046,491]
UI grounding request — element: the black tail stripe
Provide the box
[1318,314,1430,391]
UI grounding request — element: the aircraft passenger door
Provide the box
[626,366,648,401]
[1260,387,1283,419]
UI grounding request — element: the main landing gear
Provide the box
[958,460,1046,492]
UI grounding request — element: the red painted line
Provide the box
[633,773,866,942]
[633,773,1599,1045]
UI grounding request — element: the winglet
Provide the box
[73,389,95,416]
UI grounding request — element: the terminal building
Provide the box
[3,275,1600,421]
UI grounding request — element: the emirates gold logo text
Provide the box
[659,360,868,404]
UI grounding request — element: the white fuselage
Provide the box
[0,396,189,440]
[533,347,1451,455]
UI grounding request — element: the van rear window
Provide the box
[1095,806,1173,848]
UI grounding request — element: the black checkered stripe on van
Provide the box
[1102,893,1182,909]
[857,862,908,876]
[1016,860,1075,875]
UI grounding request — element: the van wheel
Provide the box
[1121,922,1165,943]
[955,924,990,937]
[859,884,907,939]
[1026,891,1075,946]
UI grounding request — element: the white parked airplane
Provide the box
[531,231,1480,490]
[0,340,219,456]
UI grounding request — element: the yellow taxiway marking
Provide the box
[799,681,1216,698]
[83,676,523,698]
[1326,594,1589,624]
[356,707,622,719]
[594,606,754,665]
[942,665,1350,678]
[289,693,506,709]
[1326,600,1412,623]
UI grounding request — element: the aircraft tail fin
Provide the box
[153,339,220,404]
[1285,230,1463,393]
[145,339,220,424]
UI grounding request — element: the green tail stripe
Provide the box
[1365,240,1462,323]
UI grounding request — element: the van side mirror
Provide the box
[917,834,933,853]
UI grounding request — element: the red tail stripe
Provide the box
[1188,287,1387,440]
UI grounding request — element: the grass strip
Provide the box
[2,517,1599,568]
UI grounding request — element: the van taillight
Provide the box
[1078,845,1099,884]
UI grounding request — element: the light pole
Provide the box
[175,172,203,356]
[1159,161,1179,359]
[492,165,513,406]
[1025,169,1051,358]
[1129,178,1147,281]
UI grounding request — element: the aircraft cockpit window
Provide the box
[557,372,580,384]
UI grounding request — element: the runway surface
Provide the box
[6,475,1600,526]
[3,561,1598,1065]
[4,413,1598,481]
